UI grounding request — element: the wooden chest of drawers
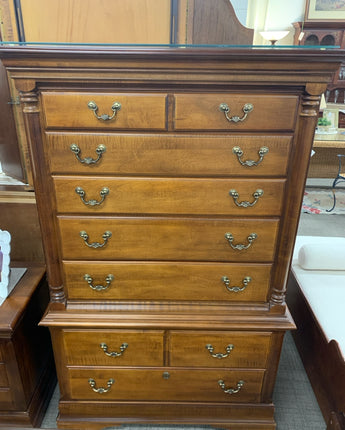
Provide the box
[0,45,341,430]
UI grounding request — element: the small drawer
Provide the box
[0,363,8,388]
[62,261,272,302]
[63,330,164,366]
[46,133,292,177]
[41,92,167,130]
[57,216,279,262]
[174,93,298,131]
[169,331,271,368]
[53,176,286,216]
[67,368,264,403]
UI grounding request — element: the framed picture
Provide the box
[305,0,345,22]
[0,229,11,298]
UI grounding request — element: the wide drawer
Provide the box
[53,177,286,216]
[41,92,167,130]
[67,368,264,402]
[58,217,279,262]
[63,330,164,366]
[62,261,272,302]
[174,94,298,131]
[169,331,271,368]
[46,133,292,177]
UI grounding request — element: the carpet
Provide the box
[302,187,345,214]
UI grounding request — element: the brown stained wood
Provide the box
[174,94,298,131]
[53,177,286,216]
[0,45,340,429]
[42,92,168,130]
[168,331,271,368]
[57,216,279,262]
[62,261,272,302]
[46,133,293,177]
[0,266,56,427]
[287,272,345,426]
[185,0,254,45]
[63,329,164,367]
[20,0,172,44]
[0,190,44,262]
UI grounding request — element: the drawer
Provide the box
[67,368,264,403]
[53,177,286,216]
[169,331,271,368]
[63,330,164,366]
[62,261,272,302]
[46,133,292,177]
[41,92,167,130]
[58,217,279,262]
[174,94,298,131]
[0,363,8,388]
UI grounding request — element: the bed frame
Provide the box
[287,272,345,430]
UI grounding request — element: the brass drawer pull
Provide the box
[79,231,112,248]
[218,379,244,395]
[222,276,252,292]
[88,100,121,121]
[225,233,257,251]
[100,342,128,357]
[70,143,106,165]
[206,344,234,359]
[88,378,114,394]
[84,274,114,291]
[232,146,269,167]
[219,103,253,123]
[229,189,264,208]
[75,186,109,206]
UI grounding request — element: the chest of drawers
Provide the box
[0,45,341,430]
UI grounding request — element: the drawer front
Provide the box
[63,330,164,366]
[53,177,286,216]
[0,363,8,388]
[68,368,264,402]
[42,93,167,130]
[58,217,279,262]
[46,133,292,177]
[62,261,272,302]
[169,331,271,368]
[174,94,298,131]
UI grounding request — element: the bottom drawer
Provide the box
[67,368,264,403]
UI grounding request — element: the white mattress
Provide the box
[291,236,345,359]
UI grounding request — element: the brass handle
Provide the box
[206,344,234,359]
[75,186,109,206]
[232,146,269,167]
[219,103,253,123]
[222,276,252,292]
[225,233,257,251]
[79,231,112,248]
[229,189,264,208]
[88,378,114,394]
[70,143,106,165]
[218,379,244,394]
[88,100,121,121]
[100,342,128,357]
[84,274,114,291]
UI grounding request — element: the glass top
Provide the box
[0,41,341,50]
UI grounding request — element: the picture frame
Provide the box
[305,0,345,22]
[0,229,11,299]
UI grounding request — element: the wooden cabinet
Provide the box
[0,45,341,429]
[0,265,56,427]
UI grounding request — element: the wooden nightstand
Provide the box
[0,265,56,428]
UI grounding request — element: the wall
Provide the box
[246,0,306,45]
